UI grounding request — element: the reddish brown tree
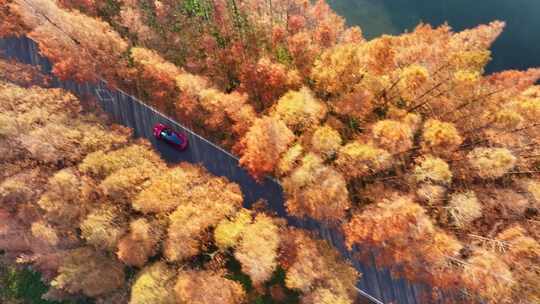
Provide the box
[239,116,295,181]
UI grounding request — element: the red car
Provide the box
[153,123,188,151]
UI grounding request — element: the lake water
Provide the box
[328,0,540,73]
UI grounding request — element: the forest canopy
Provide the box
[0,0,539,303]
[0,69,359,303]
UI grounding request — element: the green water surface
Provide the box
[328,0,540,73]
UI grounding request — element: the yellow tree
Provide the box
[335,142,392,179]
[80,205,127,251]
[276,143,304,177]
[129,262,176,304]
[234,214,280,287]
[99,160,163,204]
[467,147,517,179]
[270,87,327,133]
[0,169,43,211]
[421,119,463,157]
[310,125,342,158]
[283,153,351,222]
[372,120,413,153]
[174,270,246,304]
[413,155,453,185]
[0,82,81,130]
[446,191,482,228]
[79,143,162,180]
[281,228,359,304]
[31,221,59,246]
[164,172,243,261]
[132,164,207,214]
[214,208,252,250]
[311,43,366,96]
[20,120,130,164]
[37,168,94,225]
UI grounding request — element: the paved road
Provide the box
[1,36,461,304]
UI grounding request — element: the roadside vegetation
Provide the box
[0,68,358,303]
[1,0,539,303]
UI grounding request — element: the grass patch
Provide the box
[0,261,92,304]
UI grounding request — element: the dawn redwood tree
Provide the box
[310,125,343,158]
[238,116,295,181]
[80,205,127,250]
[30,221,60,246]
[21,120,130,165]
[174,270,246,304]
[343,196,463,288]
[270,87,327,133]
[213,208,252,250]
[116,218,163,267]
[420,119,463,156]
[446,191,483,228]
[98,160,163,204]
[129,262,176,304]
[164,174,243,261]
[131,165,207,214]
[0,82,82,128]
[280,228,359,304]
[0,169,44,212]
[238,57,302,111]
[234,214,280,287]
[37,168,93,225]
[79,144,162,181]
[9,0,129,83]
[335,142,392,180]
[413,155,453,185]
[460,250,514,303]
[0,0,28,37]
[371,119,413,153]
[51,247,125,297]
[496,226,540,303]
[283,153,351,222]
[129,47,181,113]
[467,147,517,179]
[0,58,51,87]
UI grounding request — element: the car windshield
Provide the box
[161,129,183,145]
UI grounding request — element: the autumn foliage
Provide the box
[0,75,359,303]
[2,0,540,302]
[239,15,538,304]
